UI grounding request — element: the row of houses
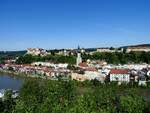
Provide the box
[0,63,71,79]
[126,44,150,53]
[27,48,51,56]
[0,61,150,86]
[71,62,150,85]
[96,45,150,53]
[31,62,68,69]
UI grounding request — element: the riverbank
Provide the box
[0,70,46,79]
[0,70,63,81]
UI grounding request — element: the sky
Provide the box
[0,0,150,51]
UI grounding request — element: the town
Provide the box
[0,44,150,86]
[1,0,150,112]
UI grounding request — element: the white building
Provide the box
[32,62,68,69]
[147,70,150,77]
[71,71,104,82]
[138,76,147,86]
[32,62,55,67]
[27,48,47,56]
[126,46,150,53]
[84,71,100,80]
[128,64,148,70]
[97,48,115,53]
[76,53,82,66]
[110,69,130,82]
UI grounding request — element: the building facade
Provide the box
[110,69,130,82]
[27,48,47,56]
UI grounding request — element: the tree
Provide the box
[0,58,5,64]
[5,79,149,113]
[0,99,4,112]
[93,87,119,113]
[110,47,115,50]
[15,79,45,113]
[123,48,127,53]
[119,95,144,113]
[67,64,75,70]
[8,67,14,71]
[3,90,16,113]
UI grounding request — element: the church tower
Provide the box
[76,53,82,66]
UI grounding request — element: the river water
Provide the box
[0,74,24,90]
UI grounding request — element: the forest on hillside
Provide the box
[15,51,150,65]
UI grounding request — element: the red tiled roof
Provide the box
[79,62,88,67]
[110,69,129,74]
[86,67,97,71]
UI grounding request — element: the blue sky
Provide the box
[0,0,150,50]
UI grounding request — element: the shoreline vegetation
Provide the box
[0,70,49,86]
[0,76,150,113]
[0,69,150,112]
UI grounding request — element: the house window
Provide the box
[123,75,126,79]
[115,77,118,81]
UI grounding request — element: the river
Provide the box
[0,73,24,90]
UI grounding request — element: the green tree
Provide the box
[3,90,16,113]
[119,94,144,113]
[0,99,4,112]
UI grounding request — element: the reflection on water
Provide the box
[0,74,24,90]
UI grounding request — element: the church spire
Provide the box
[78,45,80,50]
